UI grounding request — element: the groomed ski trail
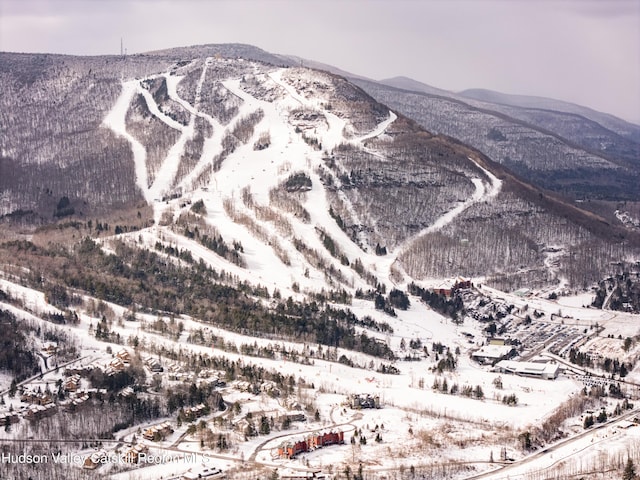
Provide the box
[388,157,502,285]
[103,81,150,203]
[358,111,397,142]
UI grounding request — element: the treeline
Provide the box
[154,241,195,263]
[2,238,394,360]
[0,309,41,382]
[166,383,225,414]
[408,283,465,321]
[176,210,245,266]
[432,377,485,400]
[568,348,631,377]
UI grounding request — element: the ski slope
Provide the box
[104,61,408,297]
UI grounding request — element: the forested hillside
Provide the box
[1,44,638,296]
[354,79,640,202]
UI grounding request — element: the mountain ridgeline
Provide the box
[354,77,640,202]
[1,43,639,296]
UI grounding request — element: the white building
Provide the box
[181,467,225,479]
[472,345,515,365]
[493,360,559,380]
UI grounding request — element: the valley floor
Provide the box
[1,272,639,479]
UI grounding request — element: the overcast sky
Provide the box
[1,0,639,124]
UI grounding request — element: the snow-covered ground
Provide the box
[104,61,413,300]
[477,417,640,480]
[3,60,639,479]
[0,270,615,479]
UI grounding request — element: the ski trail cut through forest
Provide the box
[543,245,568,291]
[138,84,186,132]
[389,157,502,284]
[103,81,150,203]
[169,60,229,193]
[359,111,397,142]
[147,67,209,214]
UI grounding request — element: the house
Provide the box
[431,277,473,297]
[65,393,90,412]
[83,388,107,400]
[233,418,254,436]
[24,405,46,421]
[182,403,208,422]
[235,380,256,393]
[145,356,163,372]
[42,343,58,355]
[116,349,131,362]
[455,276,472,290]
[493,360,560,380]
[122,444,148,463]
[21,390,53,405]
[24,402,56,421]
[142,421,173,441]
[64,374,81,392]
[433,279,455,297]
[0,412,20,427]
[167,363,182,377]
[277,412,306,424]
[171,371,192,381]
[350,394,380,409]
[284,399,303,410]
[119,386,135,398]
[618,420,635,430]
[105,358,126,376]
[66,364,96,375]
[279,469,332,480]
[260,380,280,396]
[44,402,57,416]
[83,450,107,470]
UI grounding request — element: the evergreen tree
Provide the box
[623,458,636,480]
[259,415,271,435]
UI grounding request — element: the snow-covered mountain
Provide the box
[269,56,640,206]
[96,55,504,296]
[1,45,639,294]
[4,45,640,480]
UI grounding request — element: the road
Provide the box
[0,354,93,397]
[463,407,640,480]
[247,406,360,463]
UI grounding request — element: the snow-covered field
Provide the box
[3,265,639,479]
